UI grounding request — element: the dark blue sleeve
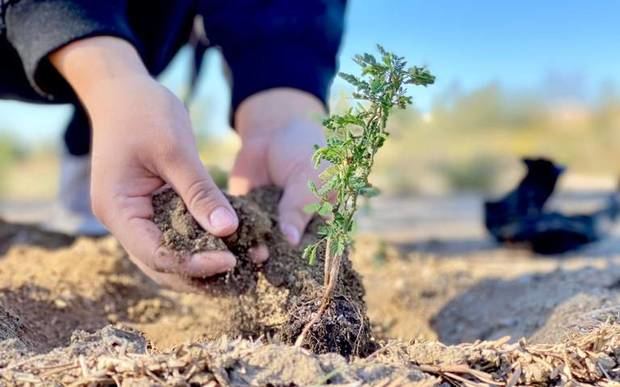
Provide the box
[199,0,347,116]
[4,0,137,101]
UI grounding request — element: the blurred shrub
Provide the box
[431,154,506,193]
[0,134,26,194]
[207,165,229,190]
[362,78,620,195]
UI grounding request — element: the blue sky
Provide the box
[339,0,620,107]
[1,1,620,145]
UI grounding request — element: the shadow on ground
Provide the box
[0,279,175,353]
[394,237,498,257]
[396,235,620,259]
[0,220,76,255]
[432,264,620,344]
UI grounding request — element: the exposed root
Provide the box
[295,242,345,348]
[294,301,327,348]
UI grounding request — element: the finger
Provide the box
[278,177,315,246]
[96,192,237,281]
[228,143,271,195]
[113,214,236,278]
[228,175,253,196]
[248,244,269,264]
[161,152,238,237]
[187,251,237,276]
[129,253,203,293]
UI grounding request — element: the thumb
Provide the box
[162,153,238,237]
[278,177,315,246]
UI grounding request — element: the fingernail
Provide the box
[209,206,237,231]
[280,223,301,246]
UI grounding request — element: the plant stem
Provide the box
[323,237,332,287]
[296,46,434,349]
[295,238,343,348]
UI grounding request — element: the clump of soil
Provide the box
[152,186,374,357]
[153,189,272,294]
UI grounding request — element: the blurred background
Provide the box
[1,0,620,203]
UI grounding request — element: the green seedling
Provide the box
[295,45,434,346]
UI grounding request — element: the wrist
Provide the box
[235,88,326,141]
[49,36,149,107]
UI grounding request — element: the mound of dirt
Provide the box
[152,186,374,356]
[432,264,620,345]
[0,305,43,358]
[351,234,620,349]
[2,322,618,386]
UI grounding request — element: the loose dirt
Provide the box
[353,238,620,346]
[0,192,619,385]
[152,186,374,356]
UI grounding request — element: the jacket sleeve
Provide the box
[199,0,347,115]
[4,0,137,101]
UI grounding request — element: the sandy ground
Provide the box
[0,190,619,385]
[355,191,620,344]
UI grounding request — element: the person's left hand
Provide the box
[230,89,327,248]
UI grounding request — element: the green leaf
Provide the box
[317,224,329,237]
[303,203,321,214]
[300,45,432,276]
[348,124,364,137]
[317,202,333,217]
[351,177,367,190]
[303,243,319,265]
[318,165,337,181]
[331,237,346,258]
[308,180,319,196]
[376,44,387,56]
[318,175,339,196]
[311,149,324,167]
[339,72,363,87]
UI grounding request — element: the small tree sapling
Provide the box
[295,46,434,346]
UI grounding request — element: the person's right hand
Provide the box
[50,37,243,291]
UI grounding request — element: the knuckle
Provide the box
[184,178,221,212]
[147,248,192,283]
[158,143,185,169]
[151,248,177,273]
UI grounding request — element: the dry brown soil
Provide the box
[0,192,619,385]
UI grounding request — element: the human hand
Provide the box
[50,37,245,291]
[231,88,328,246]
